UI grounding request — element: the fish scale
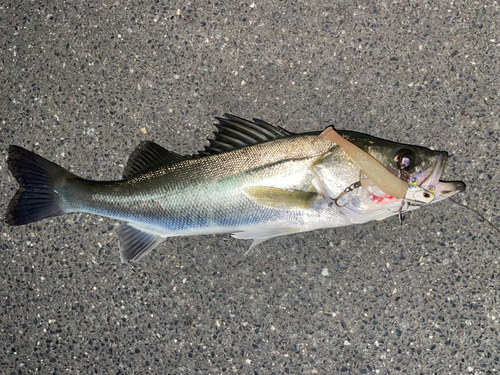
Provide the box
[62,135,332,233]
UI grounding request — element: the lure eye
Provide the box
[396,153,414,169]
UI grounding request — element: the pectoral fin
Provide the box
[243,186,319,210]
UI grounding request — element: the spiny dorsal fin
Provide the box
[197,114,294,157]
[124,141,192,179]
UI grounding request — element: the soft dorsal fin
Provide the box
[124,141,191,179]
[197,114,294,157]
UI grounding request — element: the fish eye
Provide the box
[395,150,415,170]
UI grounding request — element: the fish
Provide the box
[5,114,465,262]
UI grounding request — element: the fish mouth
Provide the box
[413,152,465,203]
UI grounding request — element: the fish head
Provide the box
[337,131,465,217]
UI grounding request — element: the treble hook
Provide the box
[398,203,406,223]
[329,181,362,208]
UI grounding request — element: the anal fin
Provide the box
[115,223,165,262]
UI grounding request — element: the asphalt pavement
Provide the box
[1,1,499,373]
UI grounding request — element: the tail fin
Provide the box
[6,146,74,226]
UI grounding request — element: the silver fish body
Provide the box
[6,114,465,262]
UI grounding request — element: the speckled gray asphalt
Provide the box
[1,1,499,374]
